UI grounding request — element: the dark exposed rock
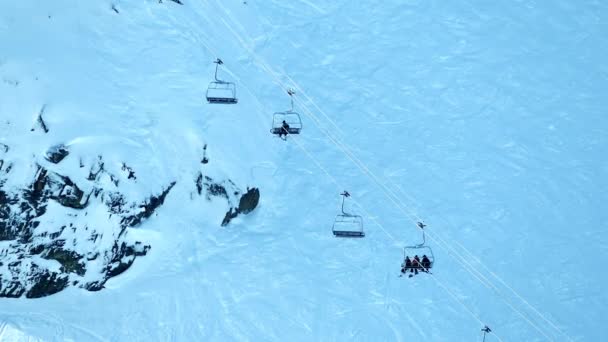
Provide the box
[25,271,68,298]
[87,156,105,181]
[52,176,89,209]
[107,192,128,215]
[221,208,239,227]
[31,105,49,133]
[0,280,25,298]
[121,163,136,180]
[84,281,104,291]
[49,227,65,239]
[54,185,83,209]
[45,144,69,164]
[238,188,260,214]
[195,173,204,195]
[222,188,260,226]
[121,182,176,227]
[20,167,89,211]
[31,167,48,200]
[106,257,134,278]
[43,248,86,276]
[194,172,260,226]
[204,176,228,199]
[201,144,209,164]
[0,189,19,240]
[29,244,45,255]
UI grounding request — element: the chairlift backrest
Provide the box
[332,214,364,237]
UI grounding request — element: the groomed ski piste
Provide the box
[1,0,607,340]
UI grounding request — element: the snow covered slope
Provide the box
[1,0,607,341]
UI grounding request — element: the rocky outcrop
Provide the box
[238,188,260,214]
[0,145,174,298]
[121,182,176,227]
[25,270,68,298]
[45,144,69,164]
[221,188,261,226]
[1,136,260,298]
[43,246,86,276]
[194,171,260,226]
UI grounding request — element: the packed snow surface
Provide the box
[1,0,607,340]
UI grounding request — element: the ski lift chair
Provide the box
[332,191,365,238]
[206,58,238,104]
[270,89,302,137]
[270,112,302,135]
[332,214,364,237]
[402,222,435,273]
[403,246,435,271]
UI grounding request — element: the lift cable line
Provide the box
[285,132,503,342]
[210,10,569,338]
[191,41,495,332]
[208,4,536,339]
[198,2,576,336]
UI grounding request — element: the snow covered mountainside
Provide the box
[1,0,607,341]
[0,0,263,299]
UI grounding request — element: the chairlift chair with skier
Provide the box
[271,89,302,139]
[401,222,435,277]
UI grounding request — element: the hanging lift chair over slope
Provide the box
[332,191,365,238]
[206,58,238,104]
[270,89,302,138]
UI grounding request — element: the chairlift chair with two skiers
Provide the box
[270,88,302,140]
[206,58,238,104]
[331,191,365,238]
[401,222,435,277]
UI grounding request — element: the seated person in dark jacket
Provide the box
[412,255,421,274]
[421,255,431,272]
[279,120,290,139]
[401,256,412,274]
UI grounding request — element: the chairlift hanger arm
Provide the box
[416,221,426,246]
[213,58,224,82]
[340,191,352,216]
[286,88,296,112]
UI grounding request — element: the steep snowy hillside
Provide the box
[0,0,265,300]
[1,0,607,341]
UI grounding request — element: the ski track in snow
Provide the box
[1,0,607,341]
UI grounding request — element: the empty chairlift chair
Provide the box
[332,191,365,238]
[402,222,435,276]
[206,58,238,104]
[270,89,302,139]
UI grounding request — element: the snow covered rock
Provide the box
[0,133,261,298]
[0,146,168,297]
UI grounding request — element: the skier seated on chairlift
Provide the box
[412,255,421,275]
[401,256,412,274]
[278,120,290,139]
[421,255,431,272]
